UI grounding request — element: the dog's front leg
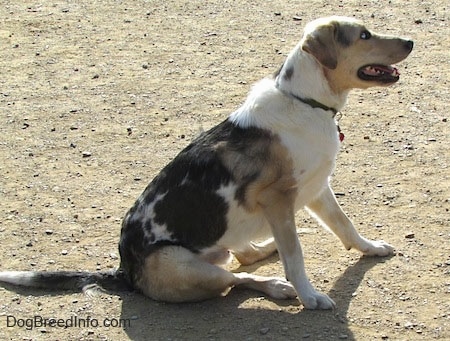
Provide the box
[262,196,335,310]
[306,185,394,256]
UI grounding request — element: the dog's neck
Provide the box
[278,90,338,117]
[275,48,349,113]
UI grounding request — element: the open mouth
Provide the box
[357,64,400,83]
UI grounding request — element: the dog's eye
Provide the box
[360,30,372,40]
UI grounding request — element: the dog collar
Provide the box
[276,86,344,141]
[294,95,345,142]
[275,84,339,116]
[284,92,344,142]
[290,94,338,117]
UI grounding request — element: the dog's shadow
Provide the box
[119,255,392,341]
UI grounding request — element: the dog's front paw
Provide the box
[302,290,336,310]
[361,238,394,257]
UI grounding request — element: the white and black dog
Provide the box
[0,17,413,309]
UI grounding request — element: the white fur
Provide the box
[216,183,270,251]
[0,271,35,286]
[226,16,401,309]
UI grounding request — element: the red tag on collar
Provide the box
[337,125,344,142]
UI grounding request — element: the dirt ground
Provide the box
[0,0,448,340]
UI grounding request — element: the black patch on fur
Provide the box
[283,67,294,81]
[0,270,132,292]
[336,25,352,47]
[234,172,260,204]
[118,217,147,284]
[153,186,229,250]
[119,119,274,282]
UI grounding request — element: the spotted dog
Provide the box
[0,17,413,309]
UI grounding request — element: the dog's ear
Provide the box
[302,23,338,70]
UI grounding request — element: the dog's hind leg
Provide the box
[233,238,278,265]
[136,246,236,302]
[233,272,297,299]
[136,245,295,302]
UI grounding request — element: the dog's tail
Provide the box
[0,269,131,294]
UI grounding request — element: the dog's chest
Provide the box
[277,121,340,205]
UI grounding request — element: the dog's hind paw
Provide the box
[301,291,336,310]
[82,283,107,298]
[265,278,297,300]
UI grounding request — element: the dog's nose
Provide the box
[405,40,414,52]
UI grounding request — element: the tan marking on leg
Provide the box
[136,246,236,302]
[233,238,277,266]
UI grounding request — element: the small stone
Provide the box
[404,321,415,329]
[259,327,270,335]
[82,151,92,158]
[45,229,54,235]
[26,241,33,247]
[61,250,68,255]
[405,232,415,239]
[338,334,348,339]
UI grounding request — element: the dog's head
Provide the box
[301,16,413,91]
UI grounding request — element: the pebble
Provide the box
[61,249,68,255]
[82,151,92,158]
[259,327,270,335]
[405,232,415,239]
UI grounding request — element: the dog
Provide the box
[0,16,413,309]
